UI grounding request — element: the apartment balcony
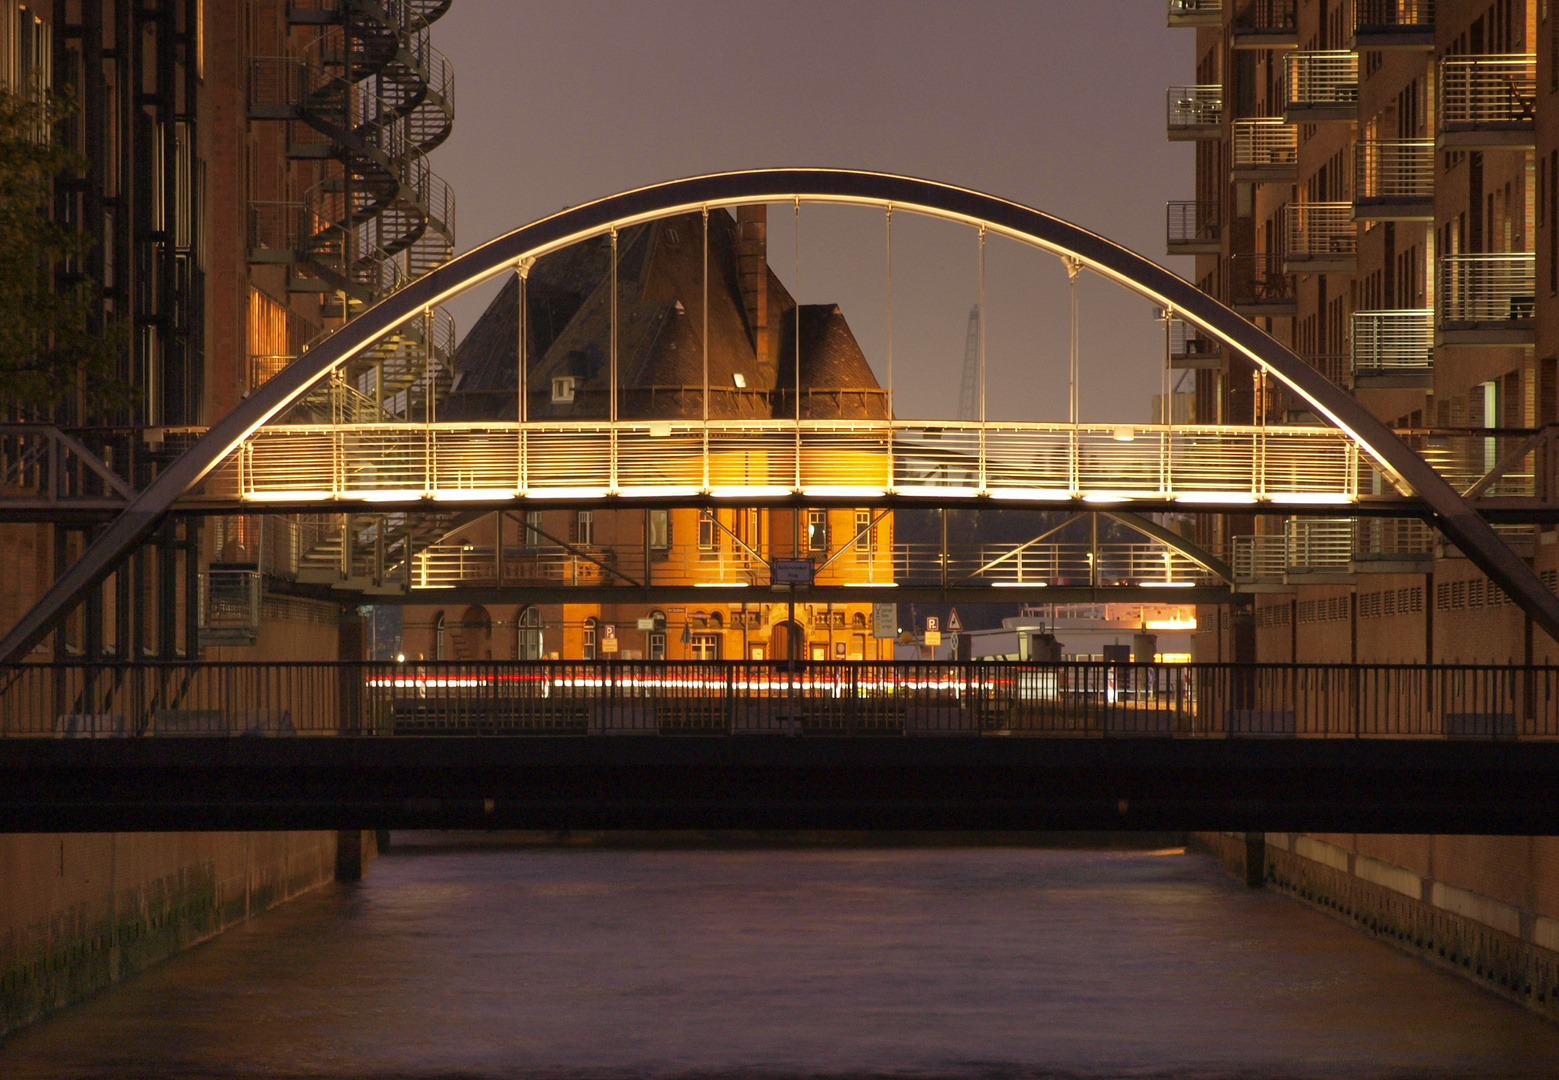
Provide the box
[1351,309,1433,388]
[1437,253,1535,346]
[1282,202,1356,274]
[1228,253,1295,316]
[1166,200,1221,255]
[1232,118,1297,182]
[1169,318,1222,369]
[1284,51,1358,123]
[1167,0,1222,27]
[1352,0,1434,50]
[1353,139,1434,220]
[1438,55,1536,150]
[1286,518,1356,580]
[1167,85,1223,140]
[1232,0,1297,49]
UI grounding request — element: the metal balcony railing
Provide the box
[1283,202,1356,261]
[1354,517,1435,560]
[1287,517,1354,570]
[1232,535,1286,582]
[1228,253,1295,309]
[1439,253,1535,327]
[1352,309,1432,378]
[1167,85,1223,137]
[1168,0,1222,26]
[1166,200,1221,253]
[1232,119,1297,173]
[1354,0,1434,29]
[1169,319,1221,366]
[1285,51,1358,114]
[1439,55,1536,135]
[1233,0,1297,37]
[197,570,262,644]
[1354,139,1434,210]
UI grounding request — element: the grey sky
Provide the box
[431,0,1191,423]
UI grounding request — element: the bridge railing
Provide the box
[199,420,1374,504]
[2,661,1556,740]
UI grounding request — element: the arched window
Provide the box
[707,610,724,629]
[647,610,667,661]
[516,607,544,660]
[582,617,598,660]
[433,612,446,661]
[852,611,867,629]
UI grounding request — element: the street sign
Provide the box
[871,602,897,639]
[925,617,939,632]
[771,558,815,585]
[636,617,656,631]
[946,608,962,633]
[601,624,618,654]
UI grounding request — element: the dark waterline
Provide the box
[4,838,1559,1079]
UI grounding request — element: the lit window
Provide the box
[576,511,593,546]
[698,514,718,558]
[551,377,576,403]
[733,373,746,388]
[525,510,544,547]
[808,510,828,551]
[582,617,597,661]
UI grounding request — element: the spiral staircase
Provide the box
[248,0,458,422]
[244,0,461,598]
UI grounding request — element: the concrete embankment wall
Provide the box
[0,830,377,1037]
[1196,831,1559,1020]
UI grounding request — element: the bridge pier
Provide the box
[334,830,379,882]
[1244,832,1266,889]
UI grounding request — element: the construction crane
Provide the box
[957,304,980,422]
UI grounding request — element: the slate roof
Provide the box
[440,209,887,424]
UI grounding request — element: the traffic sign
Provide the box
[925,616,939,632]
[871,603,897,639]
[946,609,962,633]
[771,558,815,585]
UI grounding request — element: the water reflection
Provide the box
[4,838,1559,1079]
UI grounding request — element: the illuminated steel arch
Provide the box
[4,168,1555,660]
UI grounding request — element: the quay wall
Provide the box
[0,829,380,1038]
[1197,831,1559,1021]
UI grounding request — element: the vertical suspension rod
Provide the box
[610,227,619,493]
[977,224,987,495]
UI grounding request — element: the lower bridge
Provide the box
[2,660,1557,834]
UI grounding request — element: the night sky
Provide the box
[430,1,1191,424]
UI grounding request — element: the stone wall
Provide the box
[0,830,376,1037]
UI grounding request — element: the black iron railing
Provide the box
[1,660,1556,740]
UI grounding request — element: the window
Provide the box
[807,510,829,551]
[516,607,544,660]
[649,631,666,661]
[647,509,669,550]
[854,511,875,554]
[689,633,722,661]
[582,617,597,660]
[525,510,544,547]
[732,373,746,388]
[551,376,576,403]
[698,513,718,558]
[576,511,593,546]
[433,612,446,660]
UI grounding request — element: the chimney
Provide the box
[736,205,770,375]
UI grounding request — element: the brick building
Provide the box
[1173,0,1559,1016]
[399,206,896,663]
[0,0,456,1035]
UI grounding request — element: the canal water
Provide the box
[5,837,1559,1079]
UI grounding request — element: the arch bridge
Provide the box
[4,170,1558,660]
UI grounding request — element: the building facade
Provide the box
[398,207,896,663]
[1172,0,1559,1017]
[0,0,456,1035]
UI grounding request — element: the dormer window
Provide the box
[732,373,746,388]
[551,376,576,403]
